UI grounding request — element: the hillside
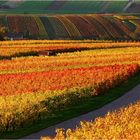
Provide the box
[0,14,140,40]
[126,1,140,13]
[0,0,130,14]
[1,0,140,14]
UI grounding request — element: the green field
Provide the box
[0,1,129,14]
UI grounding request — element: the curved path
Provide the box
[22,84,140,139]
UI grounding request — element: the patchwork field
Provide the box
[1,14,140,40]
[0,40,140,138]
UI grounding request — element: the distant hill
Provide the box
[1,1,140,41]
[126,1,140,13]
[0,0,138,14]
[1,14,140,40]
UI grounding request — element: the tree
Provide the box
[0,26,7,41]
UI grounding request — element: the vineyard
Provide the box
[0,14,140,40]
[0,40,140,138]
[42,100,140,140]
[0,0,140,139]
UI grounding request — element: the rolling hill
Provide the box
[0,14,140,40]
[0,0,135,14]
[126,1,140,13]
[0,1,140,40]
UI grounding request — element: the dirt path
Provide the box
[21,84,140,139]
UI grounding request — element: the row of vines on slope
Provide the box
[0,15,140,40]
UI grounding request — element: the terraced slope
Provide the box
[0,0,128,14]
[1,14,140,40]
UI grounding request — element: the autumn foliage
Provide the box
[41,101,140,140]
[0,40,140,134]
